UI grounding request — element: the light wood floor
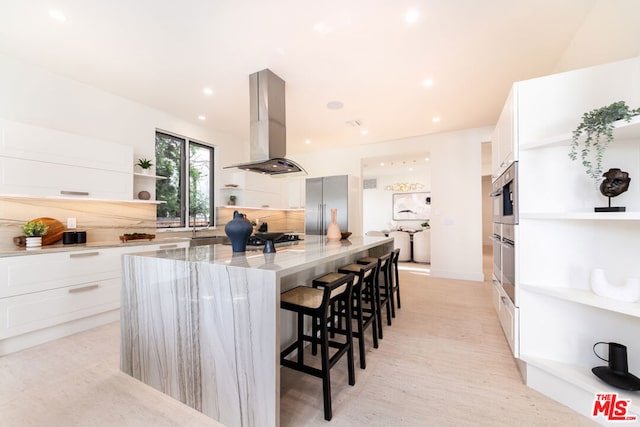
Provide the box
[0,254,595,426]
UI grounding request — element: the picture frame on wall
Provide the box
[392,192,431,220]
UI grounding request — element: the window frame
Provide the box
[155,130,215,229]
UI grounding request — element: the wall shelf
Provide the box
[520,212,640,220]
[523,356,640,415]
[520,115,640,151]
[134,172,166,180]
[521,283,640,318]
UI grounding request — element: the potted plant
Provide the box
[136,158,154,174]
[569,100,640,181]
[421,220,430,229]
[22,220,49,248]
[228,195,237,206]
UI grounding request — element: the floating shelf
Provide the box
[520,212,640,220]
[520,115,640,150]
[521,283,640,318]
[134,172,166,180]
[523,356,640,415]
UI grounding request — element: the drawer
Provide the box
[0,277,121,339]
[0,249,122,298]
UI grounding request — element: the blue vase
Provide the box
[225,210,253,252]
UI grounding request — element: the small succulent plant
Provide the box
[22,220,49,237]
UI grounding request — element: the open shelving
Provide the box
[521,283,640,318]
[519,115,640,151]
[520,212,640,220]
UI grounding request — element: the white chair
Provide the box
[388,231,411,262]
[366,230,386,237]
[412,229,431,263]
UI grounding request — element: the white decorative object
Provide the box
[25,236,42,248]
[590,268,640,303]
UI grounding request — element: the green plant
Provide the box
[229,195,236,201]
[421,221,430,228]
[21,220,49,237]
[136,158,153,169]
[569,101,640,181]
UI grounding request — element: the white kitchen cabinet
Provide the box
[492,279,518,356]
[0,241,188,354]
[0,156,132,200]
[284,177,305,209]
[0,118,132,173]
[491,87,518,178]
[514,57,640,420]
[0,117,135,201]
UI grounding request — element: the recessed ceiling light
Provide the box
[422,79,433,87]
[198,115,206,121]
[203,87,213,96]
[425,157,430,161]
[313,22,333,34]
[361,130,369,135]
[305,139,312,145]
[380,162,385,167]
[405,9,419,24]
[409,167,414,172]
[327,100,344,110]
[49,9,66,22]
[432,116,441,123]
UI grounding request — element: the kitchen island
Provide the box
[120,235,393,427]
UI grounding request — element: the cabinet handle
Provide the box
[60,190,90,196]
[501,296,507,304]
[70,251,100,258]
[68,284,99,293]
[159,244,177,249]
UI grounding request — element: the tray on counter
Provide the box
[119,233,156,242]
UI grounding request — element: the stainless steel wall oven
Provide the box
[491,161,518,304]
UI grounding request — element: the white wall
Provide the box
[291,127,492,282]
[362,173,431,233]
[0,53,245,205]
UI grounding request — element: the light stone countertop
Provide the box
[126,235,392,278]
[0,237,190,258]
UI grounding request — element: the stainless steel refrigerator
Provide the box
[305,175,351,235]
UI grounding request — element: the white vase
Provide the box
[25,236,42,249]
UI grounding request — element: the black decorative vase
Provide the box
[224,210,253,253]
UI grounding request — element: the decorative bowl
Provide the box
[341,231,352,240]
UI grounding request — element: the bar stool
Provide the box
[280,273,356,421]
[357,252,392,339]
[337,261,379,369]
[389,248,401,317]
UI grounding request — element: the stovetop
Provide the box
[246,234,300,247]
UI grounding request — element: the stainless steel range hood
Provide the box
[225,69,306,175]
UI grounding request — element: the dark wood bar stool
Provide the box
[389,248,401,317]
[357,252,392,339]
[337,261,379,369]
[280,273,356,421]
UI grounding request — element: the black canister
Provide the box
[75,231,87,244]
[62,231,76,245]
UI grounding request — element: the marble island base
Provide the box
[120,236,392,427]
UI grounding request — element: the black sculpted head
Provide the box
[600,168,630,198]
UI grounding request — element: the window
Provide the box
[155,131,214,228]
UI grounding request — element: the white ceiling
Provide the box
[0,0,622,158]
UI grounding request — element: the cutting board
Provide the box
[29,217,65,245]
